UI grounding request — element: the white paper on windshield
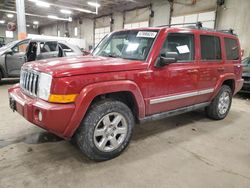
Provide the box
[176,45,190,54]
[137,31,157,38]
[126,43,139,52]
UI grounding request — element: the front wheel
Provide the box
[76,99,134,161]
[205,85,232,120]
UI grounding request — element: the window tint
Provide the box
[161,33,194,61]
[200,35,221,60]
[224,38,239,60]
[40,42,58,53]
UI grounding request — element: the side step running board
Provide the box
[139,102,210,124]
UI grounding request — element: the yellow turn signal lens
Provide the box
[48,94,78,103]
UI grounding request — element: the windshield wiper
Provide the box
[102,53,120,58]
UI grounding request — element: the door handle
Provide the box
[217,67,225,72]
[187,69,198,74]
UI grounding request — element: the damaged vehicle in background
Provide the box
[0,39,82,82]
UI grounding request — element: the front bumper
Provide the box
[8,86,75,139]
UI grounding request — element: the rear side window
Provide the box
[224,38,239,60]
[200,35,221,60]
[161,33,195,61]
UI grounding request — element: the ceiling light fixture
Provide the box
[0,20,5,24]
[7,13,14,18]
[60,9,72,14]
[29,0,50,8]
[36,1,50,8]
[27,24,30,27]
[87,1,101,7]
[33,21,39,25]
[48,15,59,19]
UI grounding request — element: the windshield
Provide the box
[0,40,19,51]
[93,30,158,60]
[242,57,250,66]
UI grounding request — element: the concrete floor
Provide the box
[0,79,250,188]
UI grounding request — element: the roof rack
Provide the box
[158,22,203,29]
[218,29,234,35]
[158,22,236,35]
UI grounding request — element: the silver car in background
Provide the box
[0,39,83,82]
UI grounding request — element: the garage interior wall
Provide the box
[172,0,217,16]
[39,17,94,50]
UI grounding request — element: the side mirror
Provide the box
[156,52,178,67]
[4,49,13,55]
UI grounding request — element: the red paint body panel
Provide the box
[8,27,243,139]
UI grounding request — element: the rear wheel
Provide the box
[205,85,232,120]
[76,99,134,161]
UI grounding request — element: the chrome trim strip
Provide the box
[150,88,214,105]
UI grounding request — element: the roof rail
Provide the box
[157,22,203,29]
[218,29,234,35]
[158,22,236,36]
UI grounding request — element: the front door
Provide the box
[147,32,199,115]
[6,40,29,76]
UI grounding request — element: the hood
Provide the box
[23,55,147,77]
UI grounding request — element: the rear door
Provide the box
[195,34,223,103]
[148,32,199,115]
[5,40,29,76]
[224,37,241,80]
[37,41,59,60]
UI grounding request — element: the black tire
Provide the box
[205,85,232,120]
[75,99,134,161]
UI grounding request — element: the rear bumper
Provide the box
[235,79,244,95]
[8,86,75,139]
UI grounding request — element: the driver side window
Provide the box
[12,41,29,53]
[161,33,195,62]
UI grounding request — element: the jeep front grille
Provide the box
[20,70,40,96]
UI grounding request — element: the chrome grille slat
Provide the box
[20,69,40,97]
[32,74,37,94]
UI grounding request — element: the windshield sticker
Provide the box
[176,45,190,54]
[137,31,157,38]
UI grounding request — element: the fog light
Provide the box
[38,111,43,121]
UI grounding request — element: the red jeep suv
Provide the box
[8,24,243,161]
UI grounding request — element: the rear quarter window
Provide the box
[224,38,239,60]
